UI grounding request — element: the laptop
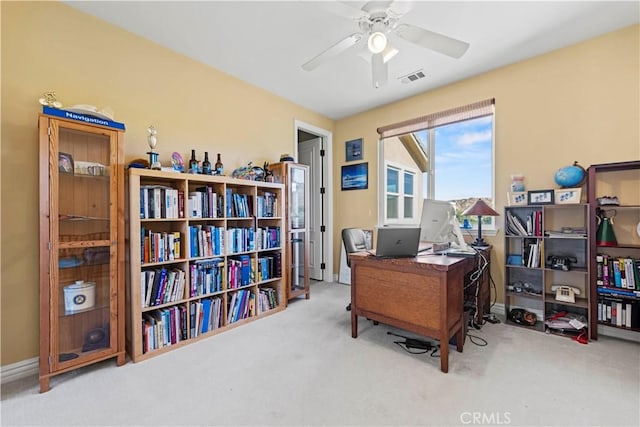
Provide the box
[369,227,421,258]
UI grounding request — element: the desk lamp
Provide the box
[462,199,499,248]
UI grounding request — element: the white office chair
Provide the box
[342,228,370,312]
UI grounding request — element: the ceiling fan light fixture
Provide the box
[367,31,387,54]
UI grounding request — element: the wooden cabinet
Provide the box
[504,204,591,339]
[38,114,126,392]
[269,162,310,302]
[587,161,640,340]
[126,169,286,362]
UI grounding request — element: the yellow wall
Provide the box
[1,1,638,367]
[0,1,332,365]
[334,24,639,307]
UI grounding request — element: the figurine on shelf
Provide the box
[232,162,266,181]
[38,91,63,108]
[146,125,161,170]
[263,162,274,182]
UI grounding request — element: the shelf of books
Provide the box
[504,204,591,340]
[126,168,285,362]
[588,161,640,340]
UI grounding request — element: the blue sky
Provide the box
[417,116,493,201]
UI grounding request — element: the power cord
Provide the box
[387,331,439,357]
[466,333,488,347]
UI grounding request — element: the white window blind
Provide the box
[377,98,495,139]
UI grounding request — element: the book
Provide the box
[619,258,627,289]
[200,298,212,334]
[154,269,168,306]
[227,293,237,324]
[612,260,622,288]
[602,254,610,287]
[148,269,162,307]
[624,258,636,290]
[595,255,604,286]
[239,255,251,286]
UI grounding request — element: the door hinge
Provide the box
[320,187,325,194]
[48,126,52,136]
[48,356,52,366]
[48,242,52,251]
[320,225,325,232]
[320,263,326,270]
[320,149,325,157]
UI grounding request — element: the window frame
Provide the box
[376,99,496,233]
[383,160,419,225]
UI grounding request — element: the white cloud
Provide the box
[455,130,492,146]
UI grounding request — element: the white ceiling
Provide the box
[66,1,639,120]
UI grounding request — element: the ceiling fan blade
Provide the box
[387,0,414,18]
[302,33,363,71]
[361,1,395,14]
[307,1,368,20]
[396,23,469,59]
[371,52,388,88]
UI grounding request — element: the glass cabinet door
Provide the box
[289,165,307,230]
[52,124,116,368]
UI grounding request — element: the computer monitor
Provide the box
[419,199,468,249]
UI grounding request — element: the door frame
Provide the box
[293,120,333,283]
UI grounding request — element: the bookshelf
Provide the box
[126,169,286,362]
[504,204,591,339]
[38,113,126,392]
[587,161,640,340]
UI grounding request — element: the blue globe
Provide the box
[554,161,585,188]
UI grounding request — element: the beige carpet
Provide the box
[2,281,639,426]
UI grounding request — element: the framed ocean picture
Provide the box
[341,162,368,191]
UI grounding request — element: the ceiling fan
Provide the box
[301,1,470,88]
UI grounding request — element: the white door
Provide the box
[298,138,323,280]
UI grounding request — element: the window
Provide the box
[378,99,495,230]
[385,164,417,222]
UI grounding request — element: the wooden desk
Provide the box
[349,252,476,373]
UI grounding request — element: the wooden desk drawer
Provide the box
[355,264,441,328]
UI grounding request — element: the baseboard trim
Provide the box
[598,324,640,343]
[489,303,505,316]
[1,357,38,385]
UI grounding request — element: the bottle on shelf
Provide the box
[215,153,224,176]
[189,149,199,174]
[201,152,211,175]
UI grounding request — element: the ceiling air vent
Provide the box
[399,69,426,84]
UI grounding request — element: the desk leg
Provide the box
[440,341,449,373]
[456,326,464,352]
[351,309,358,338]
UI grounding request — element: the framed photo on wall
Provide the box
[341,162,368,191]
[345,138,363,162]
